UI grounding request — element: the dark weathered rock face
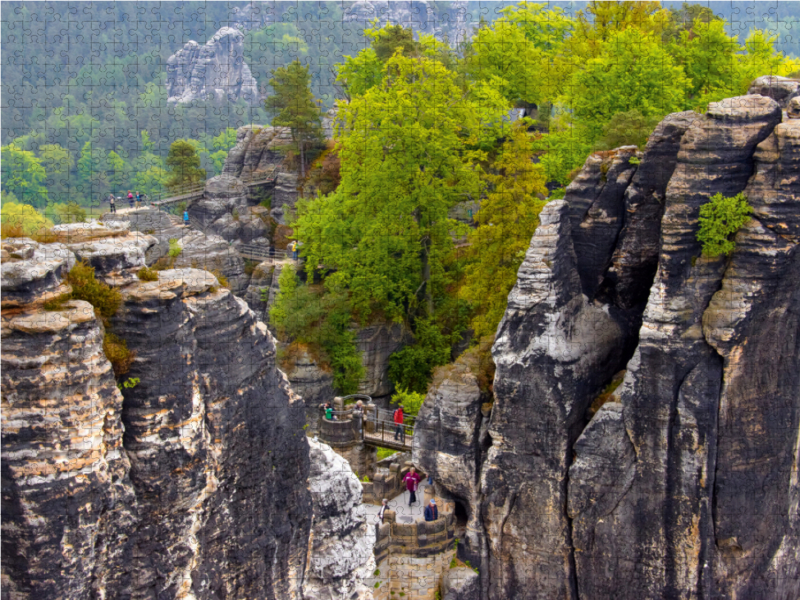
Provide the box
[461,93,799,600]
[568,94,792,600]
[413,349,489,566]
[479,198,628,600]
[356,323,410,398]
[1,238,313,599]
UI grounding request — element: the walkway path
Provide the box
[361,477,433,525]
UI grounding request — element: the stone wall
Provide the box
[370,507,456,600]
[361,452,418,505]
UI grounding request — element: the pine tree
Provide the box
[264,60,323,178]
[165,140,205,192]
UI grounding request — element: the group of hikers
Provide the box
[107,190,148,213]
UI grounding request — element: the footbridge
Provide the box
[318,394,416,453]
[151,167,280,208]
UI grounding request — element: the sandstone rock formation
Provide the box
[304,438,375,600]
[101,209,249,294]
[2,233,312,598]
[748,74,800,107]
[357,322,410,398]
[413,348,490,565]
[415,92,799,599]
[567,94,797,600]
[344,0,471,44]
[166,27,258,105]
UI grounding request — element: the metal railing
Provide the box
[238,244,294,262]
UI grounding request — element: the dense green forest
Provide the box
[268,1,800,394]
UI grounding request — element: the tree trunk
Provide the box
[300,139,306,179]
[421,235,433,315]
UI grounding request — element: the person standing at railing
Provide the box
[127,190,134,209]
[108,194,116,213]
[393,405,405,442]
[183,210,190,226]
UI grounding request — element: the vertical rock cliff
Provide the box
[1,226,313,598]
[416,92,799,599]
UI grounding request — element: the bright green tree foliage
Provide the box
[390,386,426,418]
[265,59,323,178]
[463,123,548,339]
[569,28,687,142]
[165,140,205,191]
[1,194,53,234]
[268,267,365,394]
[1,144,49,208]
[697,192,752,257]
[336,48,384,98]
[294,54,506,324]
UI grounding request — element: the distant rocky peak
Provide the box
[166,26,258,105]
[344,0,471,44]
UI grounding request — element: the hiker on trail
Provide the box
[424,499,438,522]
[183,210,190,226]
[393,405,405,442]
[135,191,141,208]
[377,498,389,524]
[127,190,134,208]
[403,467,421,506]
[290,240,298,260]
[108,194,116,213]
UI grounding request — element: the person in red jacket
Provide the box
[393,404,404,442]
[402,467,421,506]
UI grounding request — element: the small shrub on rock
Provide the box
[168,238,182,258]
[66,261,122,325]
[103,332,135,376]
[137,266,159,281]
[697,192,752,257]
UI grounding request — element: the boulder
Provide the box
[748,75,800,107]
[303,439,375,600]
[1,238,74,307]
[442,567,480,600]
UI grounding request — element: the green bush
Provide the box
[390,386,426,418]
[697,192,752,257]
[388,318,452,393]
[268,269,365,394]
[168,238,182,258]
[67,261,122,325]
[376,447,397,461]
[137,266,159,282]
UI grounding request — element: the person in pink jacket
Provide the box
[402,467,421,506]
